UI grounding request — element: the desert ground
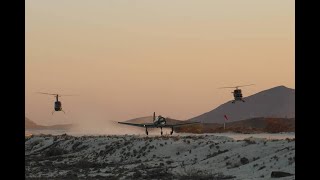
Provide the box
[25,133,295,179]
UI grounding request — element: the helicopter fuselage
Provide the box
[53,95,62,111]
[54,101,62,111]
[232,89,245,103]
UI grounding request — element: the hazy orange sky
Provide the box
[26,0,294,125]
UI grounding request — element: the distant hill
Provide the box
[125,116,182,125]
[175,117,295,134]
[25,117,73,130]
[188,86,295,123]
[25,117,45,129]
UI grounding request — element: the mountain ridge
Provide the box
[188,85,294,123]
[25,117,73,130]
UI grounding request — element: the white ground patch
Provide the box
[25,134,295,179]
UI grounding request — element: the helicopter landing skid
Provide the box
[51,110,66,115]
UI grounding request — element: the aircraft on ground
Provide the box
[118,112,200,135]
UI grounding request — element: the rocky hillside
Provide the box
[189,86,295,123]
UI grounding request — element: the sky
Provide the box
[26,0,294,126]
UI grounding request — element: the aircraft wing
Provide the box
[118,122,155,127]
[165,122,201,127]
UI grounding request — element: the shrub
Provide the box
[132,170,142,178]
[288,157,295,165]
[72,142,82,150]
[166,160,173,165]
[240,157,249,165]
[209,144,215,149]
[176,169,235,179]
[272,155,279,161]
[45,148,67,157]
[74,160,98,169]
[258,166,266,170]
[253,157,260,161]
[244,138,256,145]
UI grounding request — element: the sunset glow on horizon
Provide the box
[26,0,294,125]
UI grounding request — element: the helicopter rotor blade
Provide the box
[218,86,237,89]
[218,84,255,89]
[236,84,255,88]
[59,94,79,96]
[36,92,58,96]
[36,92,78,96]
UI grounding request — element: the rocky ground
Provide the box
[25,134,295,179]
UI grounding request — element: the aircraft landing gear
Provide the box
[242,99,245,102]
[160,127,163,136]
[232,101,235,104]
[145,127,148,135]
[170,127,173,135]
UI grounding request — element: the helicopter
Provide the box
[37,92,75,114]
[219,84,255,103]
